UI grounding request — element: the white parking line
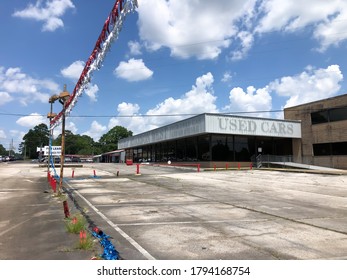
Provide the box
[65,181,156,260]
[0,217,34,237]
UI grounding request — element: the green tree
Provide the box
[22,123,50,159]
[18,142,25,158]
[54,131,99,155]
[98,126,133,153]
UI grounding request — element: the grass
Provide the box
[64,213,96,251]
[76,231,95,250]
[65,213,87,234]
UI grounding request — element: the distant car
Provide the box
[65,157,72,162]
[71,157,81,163]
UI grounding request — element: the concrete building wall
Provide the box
[284,94,347,169]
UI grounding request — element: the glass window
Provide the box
[274,138,292,155]
[186,137,198,161]
[332,142,347,155]
[167,141,176,161]
[198,135,210,161]
[235,136,251,161]
[329,107,347,122]
[154,143,162,162]
[211,135,229,161]
[176,139,185,161]
[313,143,331,156]
[311,110,329,125]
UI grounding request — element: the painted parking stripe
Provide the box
[65,181,155,260]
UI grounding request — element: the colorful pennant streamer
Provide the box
[50,0,138,129]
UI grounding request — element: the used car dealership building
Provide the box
[118,94,347,169]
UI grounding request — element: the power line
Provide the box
[0,106,346,119]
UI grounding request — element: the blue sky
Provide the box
[0,0,346,152]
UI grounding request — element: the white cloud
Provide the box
[137,0,251,60]
[0,66,59,106]
[224,64,343,118]
[0,92,13,105]
[52,120,78,139]
[256,0,347,52]
[230,31,254,61]
[84,84,99,102]
[61,61,84,80]
[108,102,148,134]
[82,121,106,141]
[114,58,153,82]
[137,0,347,60]
[66,121,78,134]
[0,130,6,139]
[221,72,232,83]
[61,61,99,102]
[109,72,218,134]
[16,113,48,128]
[128,41,142,56]
[269,65,344,108]
[225,86,272,118]
[10,130,25,140]
[145,72,217,127]
[13,0,75,32]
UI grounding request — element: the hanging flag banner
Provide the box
[50,0,138,130]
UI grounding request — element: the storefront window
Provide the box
[186,137,198,161]
[273,138,292,155]
[167,141,176,161]
[155,143,162,162]
[198,135,210,161]
[211,135,229,161]
[176,139,185,161]
[235,136,251,161]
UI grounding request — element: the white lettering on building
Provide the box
[218,117,295,137]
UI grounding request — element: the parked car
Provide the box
[65,157,72,162]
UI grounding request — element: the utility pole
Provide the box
[8,139,14,157]
[58,85,70,195]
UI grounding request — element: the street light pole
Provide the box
[58,85,70,195]
[47,95,58,182]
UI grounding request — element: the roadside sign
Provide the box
[37,146,61,156]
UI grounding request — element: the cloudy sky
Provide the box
[0,0,346,152]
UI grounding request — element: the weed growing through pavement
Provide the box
[65,214,87,234]
[76,230,95,250]
[65,214,96,251]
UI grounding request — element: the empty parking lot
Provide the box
[59,163,347,260]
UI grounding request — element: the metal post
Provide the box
[47,102,53,181]
[57,85,70,195]
[47,94,58,183]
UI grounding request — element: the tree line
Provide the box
[15,123,133,159]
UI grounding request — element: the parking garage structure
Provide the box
[118,113,302,168]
